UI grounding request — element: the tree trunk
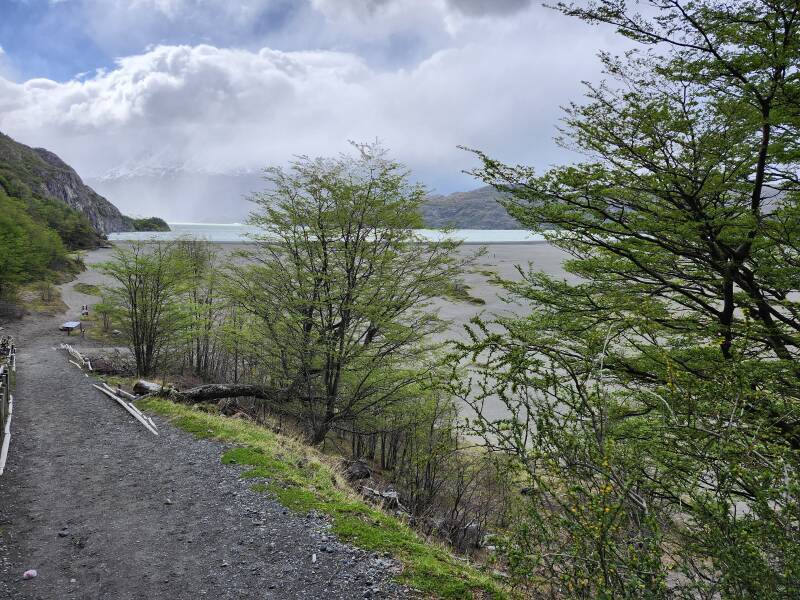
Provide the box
[155,382,286,405]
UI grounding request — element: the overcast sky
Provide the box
[0,0,628,197]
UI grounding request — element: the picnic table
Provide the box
[60,321,83,336]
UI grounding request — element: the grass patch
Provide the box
[80,313,128,344]
[441,280,486,306]
[137,398,509,599]
[18,283,68,315]
[73,282,102,296]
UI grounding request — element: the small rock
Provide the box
[164,498,173,505]
[311,553,317,564]
[58,529,69,538]
[22,569,37,580]
[70,578,77,583]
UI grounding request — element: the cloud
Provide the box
[446,0,532,16]
[0,3,630,219]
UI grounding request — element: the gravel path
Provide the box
[0,285,406,599]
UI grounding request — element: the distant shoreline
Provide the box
[109,225,548,245]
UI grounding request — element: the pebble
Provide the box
[22,569,37,580]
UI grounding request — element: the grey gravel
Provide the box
[0,306,408,599]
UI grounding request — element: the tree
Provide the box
[0,191,66,302]
[456,1,800,596]
[177,239,223,379]
[101,241,188,377]
[226,142,468,444]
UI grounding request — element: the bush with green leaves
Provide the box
[455,1,800,597]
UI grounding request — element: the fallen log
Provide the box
[133,380,170,395]
[156,383,286,405]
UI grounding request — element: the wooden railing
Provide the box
[0,338,16,475]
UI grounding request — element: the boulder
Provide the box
[344,459,372,481]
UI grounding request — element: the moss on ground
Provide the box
[137,398,510,599]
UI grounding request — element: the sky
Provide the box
[0,0,629,216]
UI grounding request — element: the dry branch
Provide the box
[93,384,158,436]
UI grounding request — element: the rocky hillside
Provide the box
[0,132,164,235]
[422,186,521,229]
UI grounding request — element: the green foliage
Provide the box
[123,216,171,232]
[441,279,486,305]
[229,142,470,443]
[0,158,104,250]
[0,190,68,301]
[137,397,509,599]
[100,241,191,376]
[457,1,800,597]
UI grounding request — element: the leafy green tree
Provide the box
[456,1,800,596]
[101,241,189,376]
[228,143,468,444]
[0,192,67,302]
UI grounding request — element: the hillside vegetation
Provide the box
[0,132,169,312]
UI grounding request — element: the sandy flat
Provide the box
[78,242,573,420]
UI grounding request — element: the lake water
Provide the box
[109,223,546,244]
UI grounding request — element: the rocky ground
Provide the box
[0,281,406,599]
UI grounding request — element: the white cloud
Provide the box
[0,3,629,219]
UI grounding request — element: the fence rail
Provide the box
[0,337,16,475]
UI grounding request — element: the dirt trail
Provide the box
[0,282,404,599]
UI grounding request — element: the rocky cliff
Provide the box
[0,132,131,234]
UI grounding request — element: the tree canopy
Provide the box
[229,143,468,443]
[457,0,800,596]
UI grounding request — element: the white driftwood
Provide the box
[101,383,158,433]
[115,387,138,401]
[93,384,158,436]
[60,343,92,371]
[69,359,83,370]
[0,395,12,476]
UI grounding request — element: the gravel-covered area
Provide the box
[0,289,407,599]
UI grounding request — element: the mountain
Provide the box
[421,186,521,229]
[90,169,522,229]
[0,132,129,234]
[0,132,168,241]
